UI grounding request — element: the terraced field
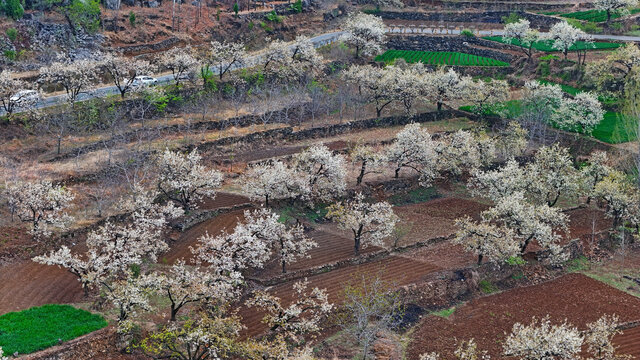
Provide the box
[483,36,622,51]
[375,50,510,67]
[561,8,640,22]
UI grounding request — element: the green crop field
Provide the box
[375,50,510,67]
[0,304,108,355]
[483,36,622,52]
[560,8,640,23]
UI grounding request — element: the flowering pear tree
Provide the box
[495,121,528,160]
[463,79,510,116]
[159,46,199,86]
[104,272,156,333]
[470,159,529,201]
[34,187,182,294]
[340,12,386,58]
[581,151,612,202]
[503,19,540,60]
[546,21,590,60]
[195,208,315,274]
[39,58,98,105]
[436,130,496,177]
[151,259,242,321]
[6,180,75,238]
[0,70,32,117]
[482,192,568,257]
[242,160,302,206]
[343,64,395,117]
[593,170,639,227]
[425,68,467,111]
[521,80,564,129]
[292,144,347,203]
[156,148,223,211]
[246,279,333,343]
[595,0,638,23]
[137,314,247,360]
[386,123,437,184]
[503,316,584,360]
[526,144,580,207]
[350,143,387,185]
[327,193,398,255]
[101,53,155,98]
[587,44,640,96]
[454,216,520,265]
[209,40,246,80]
[585,315,630,360]
[388,64,426,115]
[554,92,605,134]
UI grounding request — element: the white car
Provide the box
[132,75,158,87]
[10,89,40,105]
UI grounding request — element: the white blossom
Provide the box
[159,46,199,86]
[101,53,155,98]
[242,160,303,206]
[340,12,386,58]
[553,91,605,134]
[292,144,347,204]
[246,279,333,342]
[503,316,584,360]
[545,21,590,59]
[327,192,398,255]
[208,40,246,80]
[594,0,638,22]
[503,19,540,60]
[6,180,75,238]
[351,143,387,185]
[39,57,99,104]
[386,123,437,185]
[454,216,520,264]
[157,148,223,211]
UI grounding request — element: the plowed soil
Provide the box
[0,261,84,314]
[616,325,640,358]
[406,273,640,359]
[394,198,489,247]
[240,253,444,337]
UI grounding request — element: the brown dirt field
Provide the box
[254,228,380,278]
[406,273,640,359]
[196,192,251,210]
[240,253,443,337]
[394,198,489,247]
[0,261,84,315]
[563,207,612,247]
[616,325,640,358]
[163,209,246,264]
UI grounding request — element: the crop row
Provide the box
[561,8,640,22]
[483,36,622,52]
[375,50,510,67]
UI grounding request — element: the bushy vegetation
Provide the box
[483,36,621,51]
[67,0,101,34]
[389,187,440,206]
[375,50,510,67]
[0,304,108,355]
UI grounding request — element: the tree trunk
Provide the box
[170,305,178,321]
[394,167,400,178]
[477,254,483,265]
[437,102,442,111]
[357,161,366,185]
[282,259,286,274]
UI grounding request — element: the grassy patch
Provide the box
[375,50,509,67]
[278,203,329,224]
[483,36,621,52]
[0,304,108,355]
[389,187,440,206]
[560,8,640,23]
[566,255,591,272]
[479,280,499,294]
[459,99,523,118]
[431,306,456,318]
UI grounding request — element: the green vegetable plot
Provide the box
[375,50,510,67]
[0,304,108,355]
[560,8,640,23]
[483,36,622,52]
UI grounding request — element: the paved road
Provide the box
[23,31,345,112]
[18,27,640,112]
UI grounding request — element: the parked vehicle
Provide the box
[10,90,40,106]
[132,76,158,87]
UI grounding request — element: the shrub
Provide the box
[432,306,456,318]
[5,27,17,42]
[4,49,16,61]
[259,21,272,32]
[461,29,475,37]
[3,0,23,20]
[501,12,521,24]
[479,280,499,294]
[289,0,302,13]
[129,11,136,27]
[264,10,282,23]
[0,304,107,355]
[67,0,101,34]
[233,2,239,16]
